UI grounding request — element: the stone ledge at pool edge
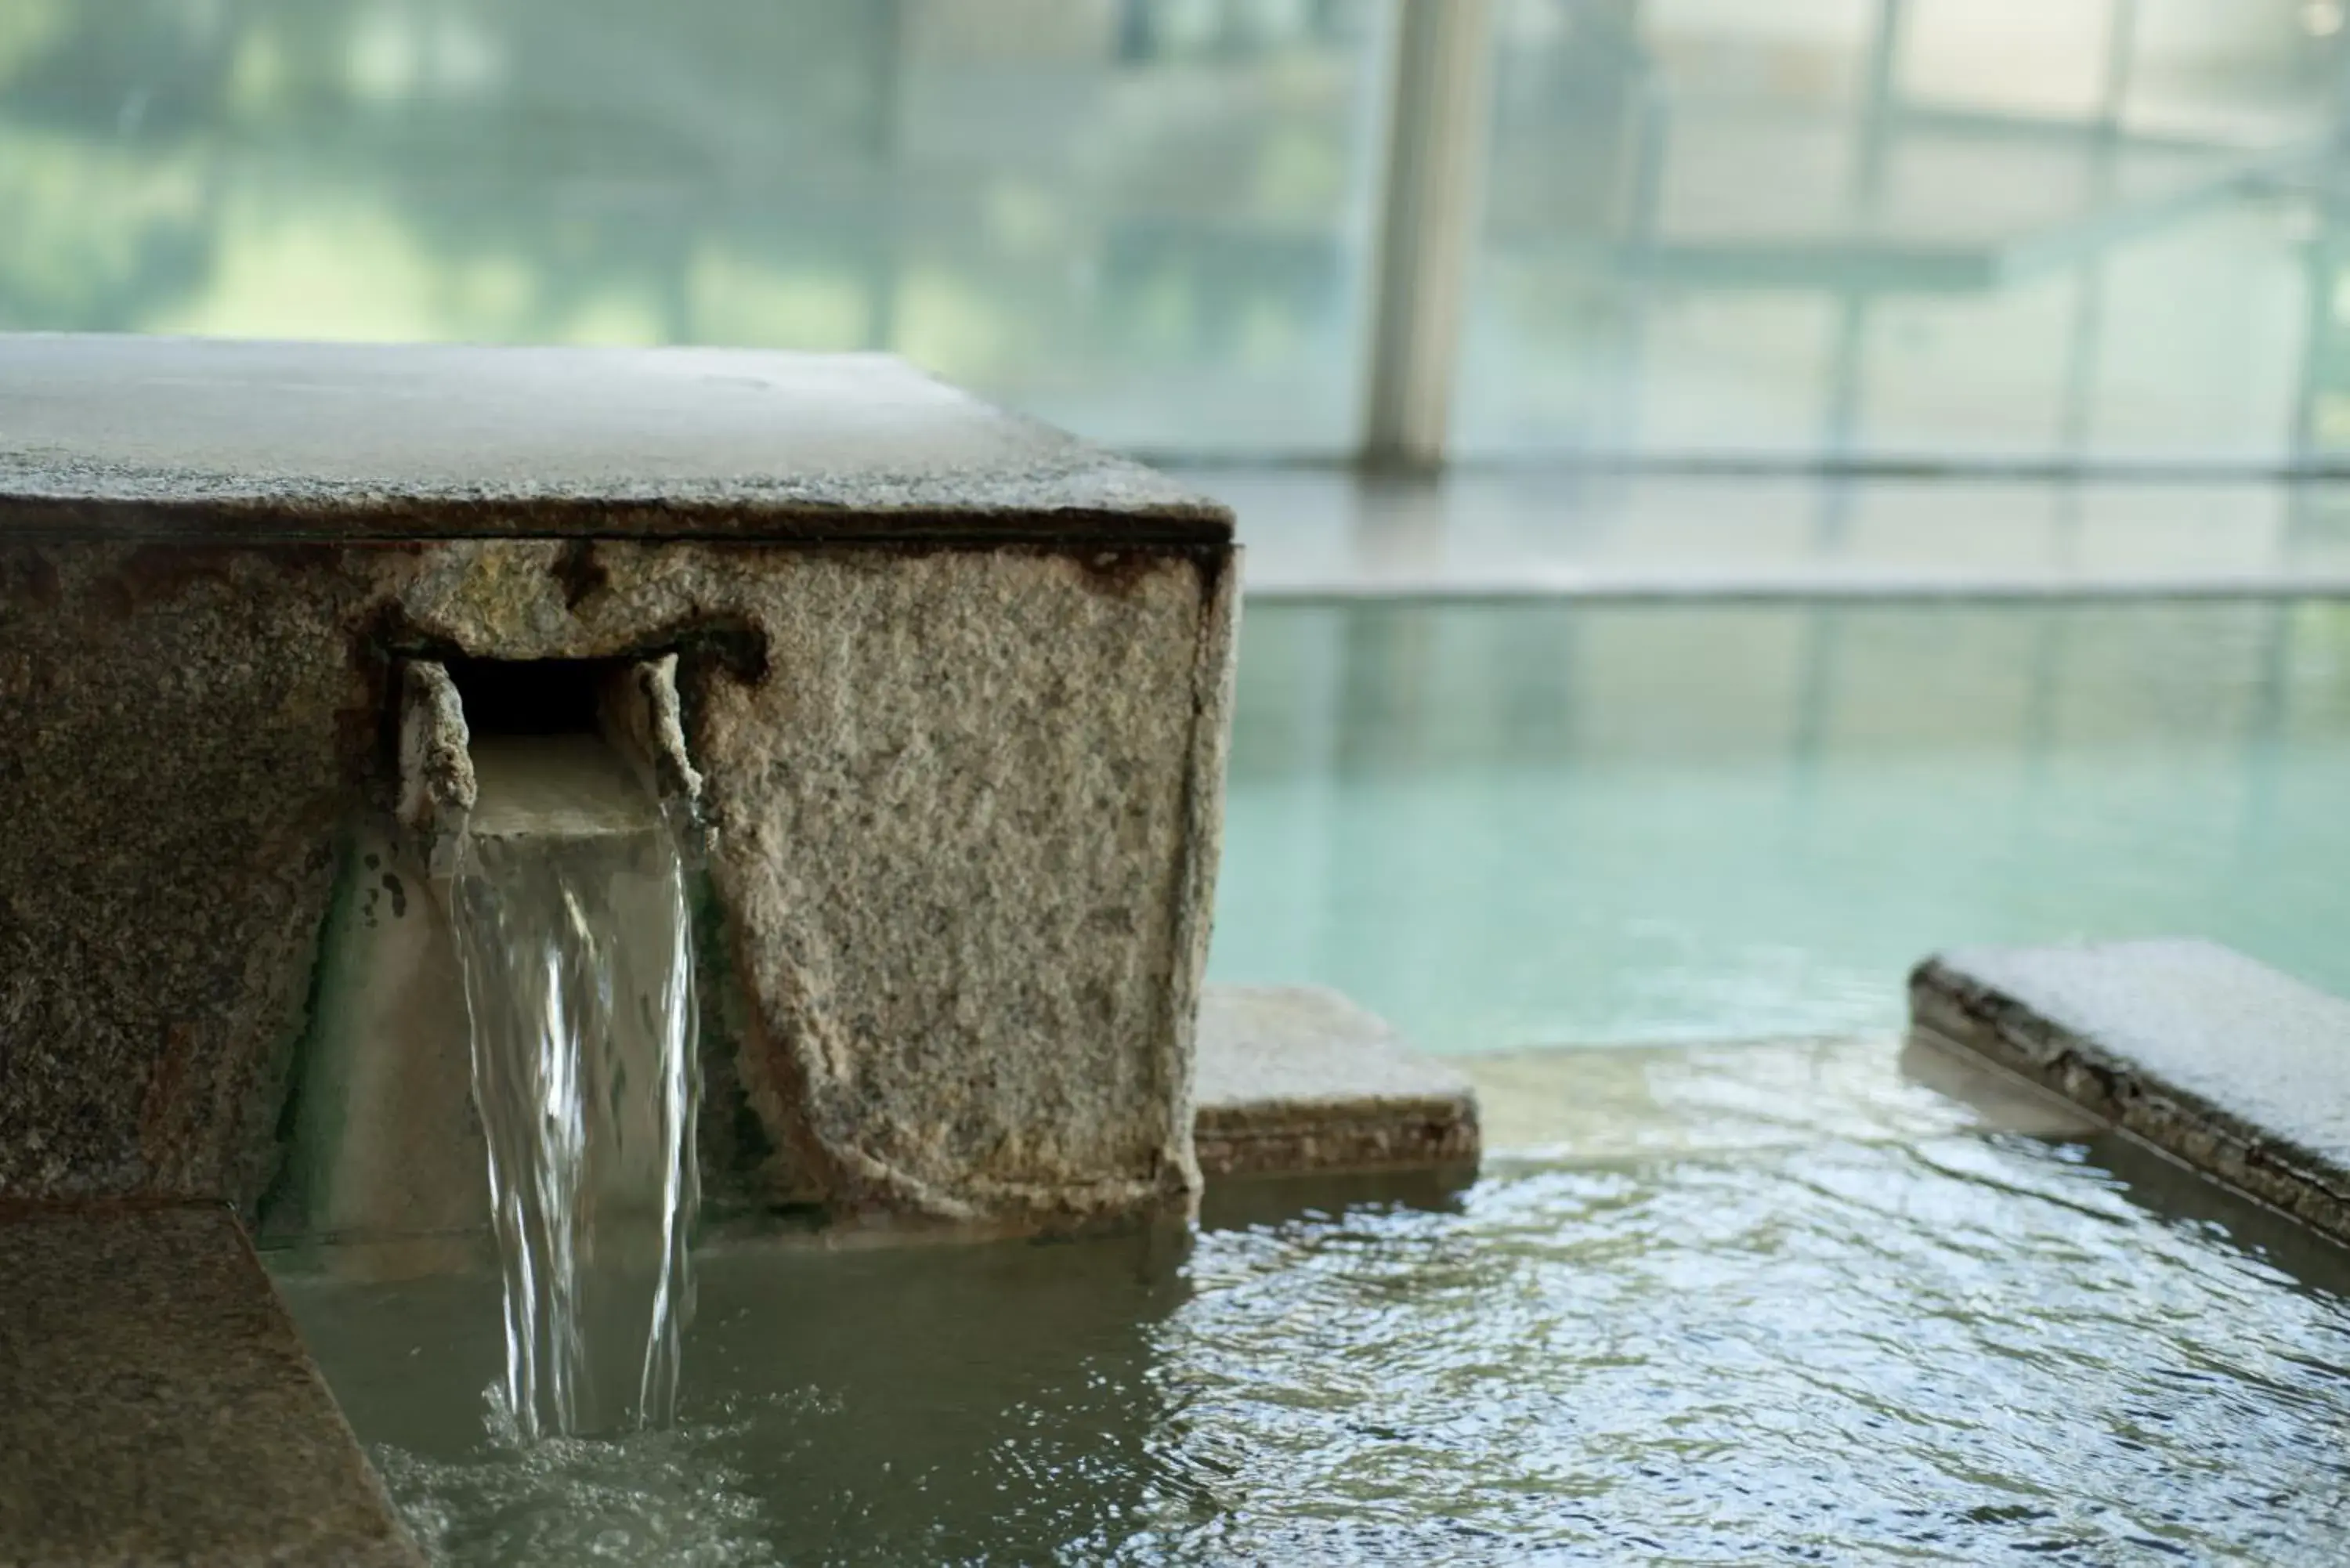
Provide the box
[1911,938,2350,1246]
[1193,985,1480,1179]
[0,1202,424,1568]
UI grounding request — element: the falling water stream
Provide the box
[447,735,700,1440]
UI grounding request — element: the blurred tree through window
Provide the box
[9,1,2350,467]
[0,0,1387,455]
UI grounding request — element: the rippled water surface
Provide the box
[277,1041,2350,1566]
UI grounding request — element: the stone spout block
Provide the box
[0,334,1237,1232]
[394,659,475,879]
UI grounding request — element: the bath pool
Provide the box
[273,597,2350,1563]
[1211,599,2350,1051]
[277,1038,2350,1565]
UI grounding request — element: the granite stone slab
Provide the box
[1911,938,2350,1244]
[0,1203,421,1567]
[1193,987,1479,1176]
[0,334,1231,544]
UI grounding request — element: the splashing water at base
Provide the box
[449,736,700,1440]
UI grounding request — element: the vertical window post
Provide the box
[1363,0,1497,470]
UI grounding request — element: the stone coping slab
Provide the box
[0,334,1231,545]
[1194,986,1479,1177]
[1911,938,2350,1245]
[0,1203,423,1567]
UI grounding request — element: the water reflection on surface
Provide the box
[277,1039,2350,1566]
[1210,598,2350,1051]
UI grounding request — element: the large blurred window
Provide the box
[10,1,2350,471]
[0,0,1388,455]
[1460,0,2350,468]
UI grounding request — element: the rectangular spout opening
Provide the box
[443,656,612,738]
[396,652,708,873]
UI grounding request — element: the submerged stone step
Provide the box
[1193,987,1480,1176]
[1911,938,2350,1245]
[0,1203,421,1567]
[1457,1034,2100,1163]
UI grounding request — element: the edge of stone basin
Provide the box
[1193,985,1480,1177]
[0,334,1233,547]
[0,1201,425,1568]
[1911,938,2350,1245]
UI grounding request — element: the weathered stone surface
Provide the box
[1193,987,1478,1176]
[0,1203,421,1566]
[1911,939,2350,1245]
[696,549,1234,1223]
[5,537,1231,1230]
[0,335,1227,544]
[0,546,382,1206]
[0,336,1236,1234]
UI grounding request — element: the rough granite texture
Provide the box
[0,1203,421,1566]
[1192,986,1479,1176]
[0,335,1237,1233]
[1912,938,2350,1245]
